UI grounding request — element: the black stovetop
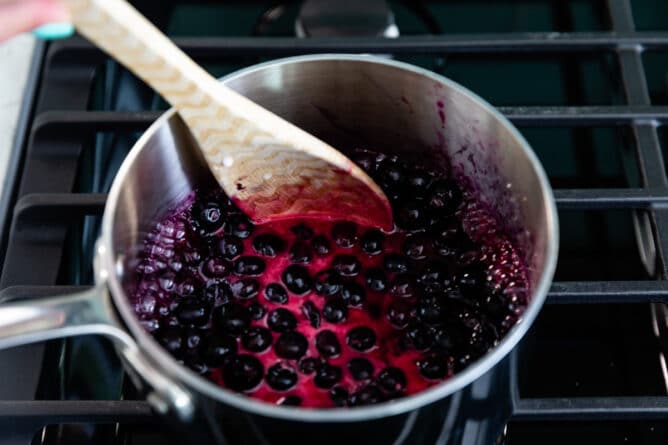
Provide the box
[1,1,668,444]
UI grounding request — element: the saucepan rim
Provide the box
[101,54,559,422]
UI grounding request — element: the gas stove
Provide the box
[1,0,668,444]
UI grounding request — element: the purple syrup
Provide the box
[130,148,529,408]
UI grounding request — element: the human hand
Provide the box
[0,0,70,42]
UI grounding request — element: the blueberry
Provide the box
[314,363,342,389]
[417,297,446,325]
[340,282,366,307]
[403,235,428,260]
[314,270,342,296]
[289,241,312,264]
[400,324,434,351]
[241,326,273,352]
[279,395,302,406]
[203,335,237,366]
[383,254,409,274]
[192,201,225,235]
[329,386,349,407]
[396,199,429,231]
[331,255,361,277]
[418,354,450,379]
[301,301,321,328]
[387,300,412,328]
[218,236,244,260]
[230,278,260,300]
[418,261,452,289]
[233,256,266,276]
[224,214,254,239]
[331,221,357,248]
[316,330,341,357]
[407,170,433,192]
[352,150,378,173]
[347,326,376,352]
[266,363,298,391]
[290,222,314,240]
[213,303,250,335]
[157,326,183,355]
[361,229,384,256]
[348,384,385,406]
[322,298,347,323]
[365,268,387,292]
[298,357,320,374]
[267,308,297,332]
[379,162,405,186]
[264,283,289,304]
[311,235,331,256]
[348,357,374,381]
[223,354,264,391]
[274,331,308,359]
[247,302,266,320]
[378,367,407,394]
[201,257,231,278]
[389,275,415,299]
[252,233,286,257]
[427,179,462,215]
[282,265,313,295]
[175,298,210,327]
[458,267,489,296]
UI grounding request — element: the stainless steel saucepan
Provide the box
[0,55,558,444]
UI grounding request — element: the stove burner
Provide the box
[296,0,399,38]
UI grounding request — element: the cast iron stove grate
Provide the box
[1,0,668,444]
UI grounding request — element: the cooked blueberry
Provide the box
[267,308,297,332]
[289,241,312,264]
[201,257,230,278]
[252,233,286,257]
[213,303,250,335]
[266,363,298,391]
[264,283,289,304]
[314,270,342,296]
[314,363,342,389]
[383,254,409,274]
[352,150,378,173]
[218,236,244,260]
[347,326,376,352]
[427,179,462,215]
[348,357,374,381]
[400,324,434,351]
[379,162,405,186]
[417,297,446,325]
[331,255,361,276]
[348,384,385,406]
[224,214,254,239]
[361,229,384,255]
[298,357,320,374]
[329,386,349,407]
[241,326,273,352]
[203,335,237,366]
[389,275,415,298]
[223,354,264,391]
[387,300,412,328]
[311,235,331,256]
[316,330,341,357]
[301,301,321,328]
[247,302,266,320]
[322,298,347,323]
[396,199,429,231]
[418,261,451,289]
[458,267,489,296]
[274,331,308,359]
[279,395,302,406]
[340,282,366,307]
[365,268,387,292]
[192,201,225,235]
[407,170,433,192]
[291,222,314,240]
[175,298,210,326]
[418,354,450,379]
[157,326,183,355]
[230,278,260,300]
[378,367,407,394]
[282,265,313,295]
[233,256,266,276]
[403,235,428,260]
[331,221,357,248]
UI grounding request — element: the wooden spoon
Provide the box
[61,0,393,230]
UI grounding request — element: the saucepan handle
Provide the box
[0,285,195,421]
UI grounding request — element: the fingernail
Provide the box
[33,22,74,40]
